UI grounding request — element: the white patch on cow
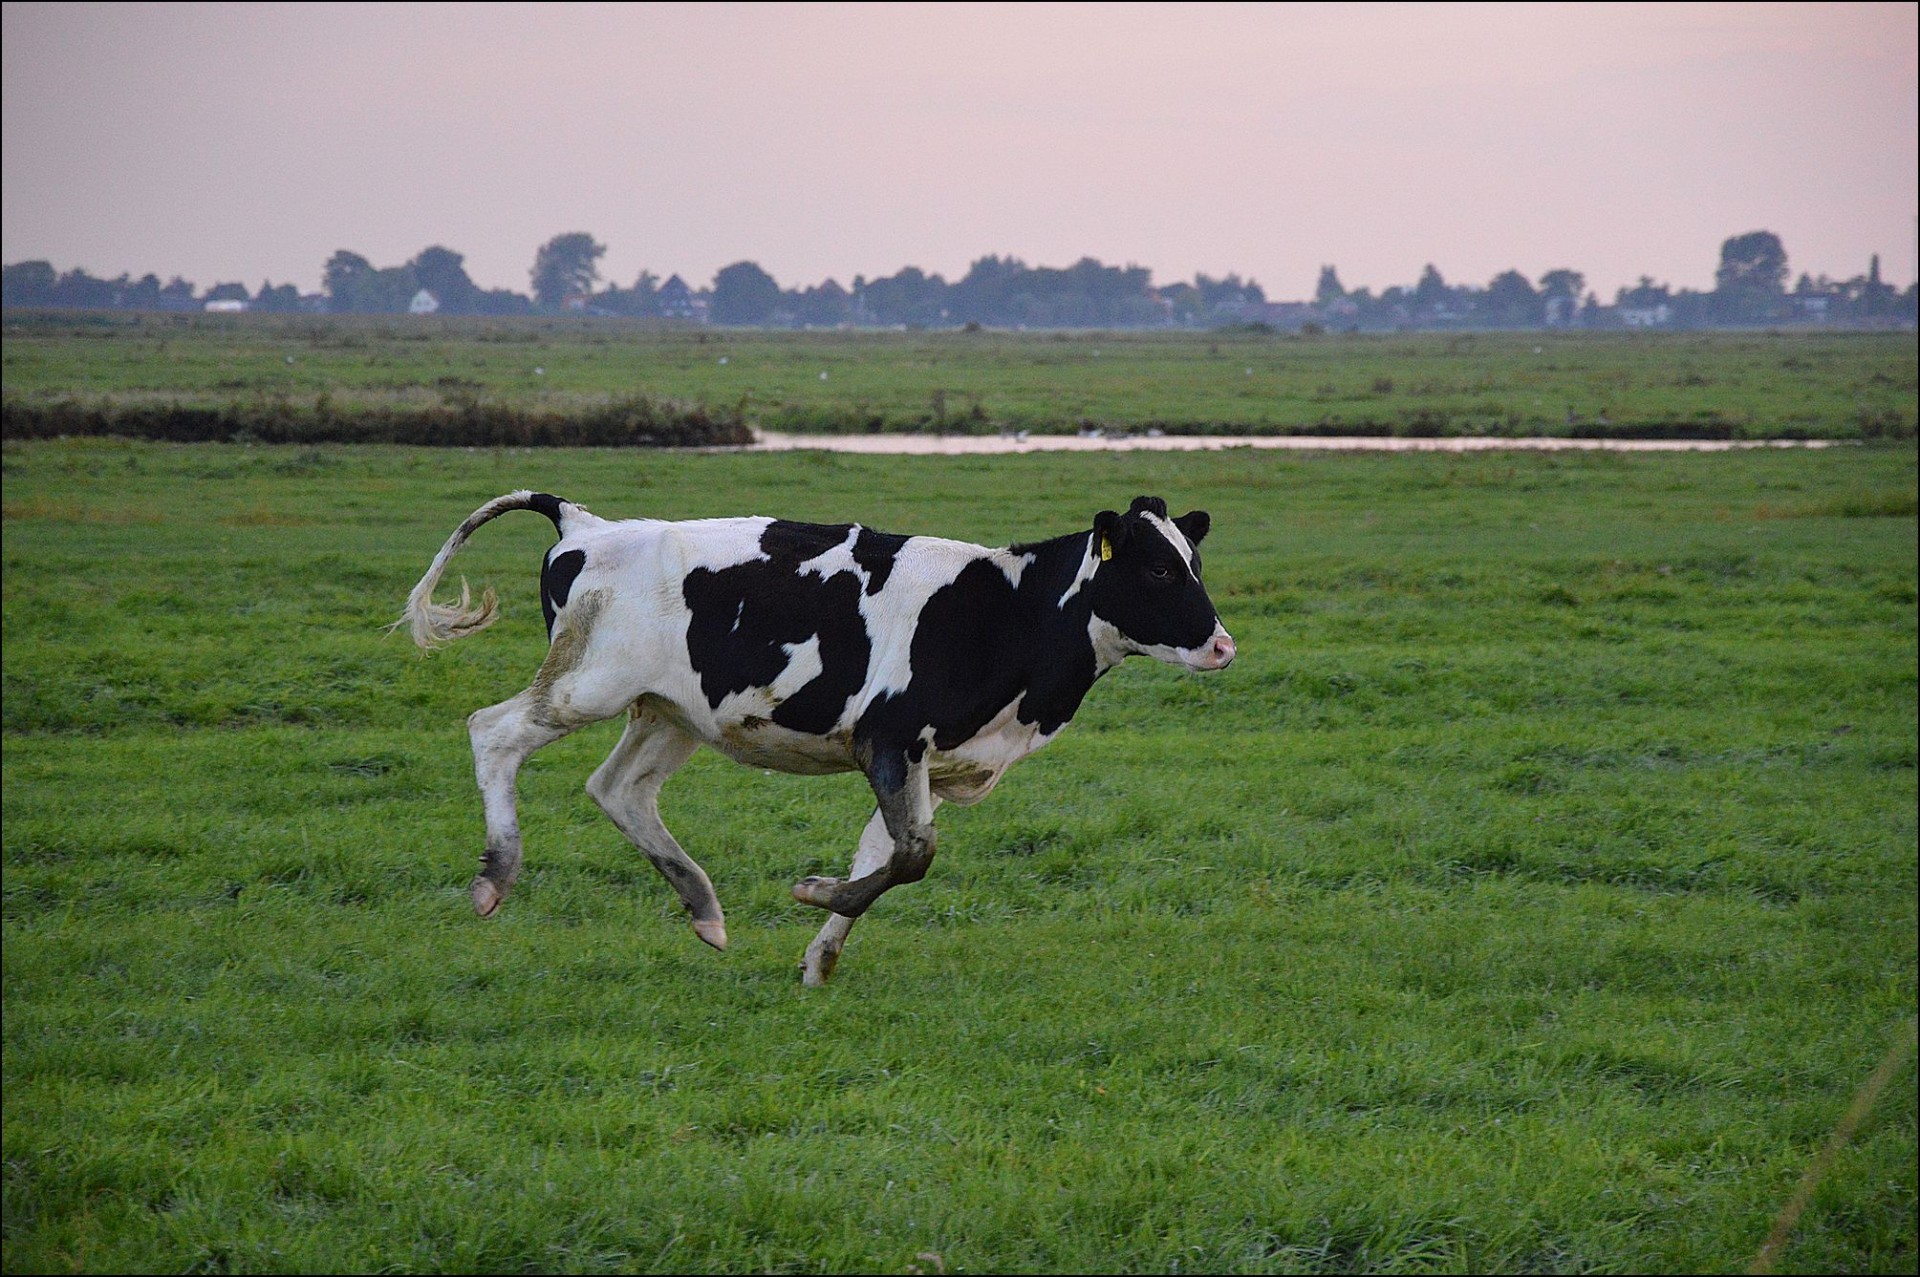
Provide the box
[859,536,985,697]
[929,692,1064,805]
[1056,533,1100,606]
[773,634,825,702]
[1139,512,1197,574]
[797,525,866,588]
[1087,613,1135,669]
[664,516,777,577]
[993,548,1036,589]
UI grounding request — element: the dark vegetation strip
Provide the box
[0,394,752,448]
[8,395,1902,446]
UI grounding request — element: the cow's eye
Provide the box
[1148,564,1174,581]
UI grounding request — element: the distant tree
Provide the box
[158,276,198,310]
[49,268,118,309]
[1413,263,1451,311]
[792,278,851,327]
[949,254,1027,325]
[1538,269,1585,302]
[1194,272,1265,308]
[629,269,661,313]
[710,260,783,325]
[203,281,249,303]
[1538,269,1585,327]
[2,259,57,307]
[323,251,374,311]
[1156,280,1203,325]
[597,269,663,318]
[531,232,605,307]
[1616,276,1671,308]
[122,273,163,310]
[252,280,303,312]
[856,265,948,327]
[1314,265,1345,306]
[474,287,534,317]
[1484,269,1541,326]
[409,246,480,313]
[1714,230,1788,321]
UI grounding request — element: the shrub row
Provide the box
[0,395,754,448]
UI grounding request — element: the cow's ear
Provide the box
[1093,509,1131,560]
[1175,510,1211,547]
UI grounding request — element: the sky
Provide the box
[4,1,1916,301]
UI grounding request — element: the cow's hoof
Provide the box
[792,876,841,909]
[692,918,729,951]
[470,876,505,918]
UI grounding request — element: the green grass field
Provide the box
[4,313,1915,439]
[3,437,1916,1273]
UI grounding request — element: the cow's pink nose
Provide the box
[1199,632,1236,669]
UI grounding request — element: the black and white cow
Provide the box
[401,492,1235,984]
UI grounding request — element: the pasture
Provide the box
[4,313,1915,440]
[3,437,1915,1273]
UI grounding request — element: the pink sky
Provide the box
[4,2,1915,300]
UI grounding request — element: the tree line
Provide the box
[3,230,1912,329]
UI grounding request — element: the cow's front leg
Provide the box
[800,794,945,986]
[792,744,936,921]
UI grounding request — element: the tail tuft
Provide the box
[394,490,577,650]
[399,575,500,649]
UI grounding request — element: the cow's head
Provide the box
[1087,496,1235,671]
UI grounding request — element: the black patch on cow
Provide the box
[852,526,908,595]
[540,547,587,638]
[527,492,567,531]
[681,520,875,735]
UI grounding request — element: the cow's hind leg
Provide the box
[799,797,943,986]
[467,597,638,918]
[585,702,724,950]
[467,689,579,916]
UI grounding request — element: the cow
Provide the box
[399,491,1235,985]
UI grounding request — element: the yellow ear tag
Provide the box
[1099,534,1113,562]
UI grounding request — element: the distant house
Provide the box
[657,274,697,320]
[203,299,247,313]
[562,292,590,312]
[409,289,440,315]
[1620,304,1671,328]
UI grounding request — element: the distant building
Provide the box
[1620,304,1671,328]
[657,274,697,320]
[203,299,247,313]
[409,289,440,315]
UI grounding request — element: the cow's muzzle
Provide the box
[1182,626,1236,671]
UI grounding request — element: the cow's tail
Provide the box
[396,491,585,649]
